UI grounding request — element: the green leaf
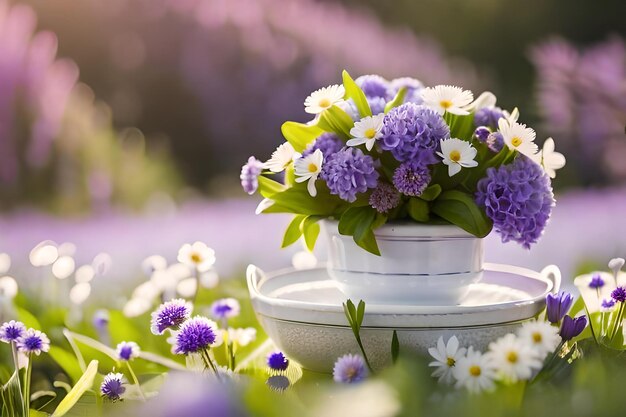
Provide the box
[302,216,323,251]
[356,300,366,327]
[342,70,372,118]
[269,183,348,215]
[384,87,407,113]
[338,207,380,255]
[16,307,42,331]
[317,105,354,139]
[281,215,307,248]
[49,347,83,383]
[447,113,475,141]
[257,176,286,199]
[420,184,442,201]
[281,121,323,153]
[51,360,98,417]
[407,198,430,222]
[431,190,493,237]
[1,371,24,417]
[391,331,400,364]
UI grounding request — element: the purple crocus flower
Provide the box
[0,320,26,343]
[266,351,290,372]
[320,147,379,203]
[546,291,574,323]
[475,156,555,249]
[240,156,264,195]
[333,354,368,383]
[100,373,126,401]
[588,274,605,289]
[611,286,626,303]
[559,315,587,341]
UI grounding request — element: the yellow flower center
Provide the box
[532,332,542,343]
[308,163,318,173]
[364,128,377,139]
[511,137,522,147]
[190,252,202,264]
[449,150,461,163]
[469,365,481,377]
[446,357,456,367]
[507,351,518,363]
[440,99,453,109]
[318,98,331,108]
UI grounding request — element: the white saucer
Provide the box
[247,263,560,372]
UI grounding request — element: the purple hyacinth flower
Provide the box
[301,133,343,158]
[588,274,605,289]
[0,320,26,343]
[559,315,587,341]
[380,103,449,166]
[392,162,431,197]
[355,74,389,99]
[369,182,401,213]
[16,329,50,355]
[210,298,241,320]
[333,354,368,383]
[474,106,504,128]
[475,156,555,249]
[474,126,491,143]
[150,299,192,335]
[546,291,574,323]
[611,286,626,303]
[101,373,126,401]
[240,156,264,195]
[174,316,219,355]
[266,351,289,372]
[320,147,379,203]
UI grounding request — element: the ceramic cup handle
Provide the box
[246,264,265,299]
[540,264,562,294]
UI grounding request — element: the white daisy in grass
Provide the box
[452,347,497,393]
[532,138,566,178]
[498,118,538,157]
[294,149,324,197]
[517,320,562,359]
[265,142,299,173]
[347,114,385,151]
[488,333,543,382]
[304,84,345,114]
[177,242,216,272]
[436,138,478,176]
[421,85,474,116]
[428,335,467,385]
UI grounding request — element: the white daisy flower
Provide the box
[265,142,299,173]
[428,335,467,385]
[294,149,324,197]
[517,320,562,359]
[436,138,478,176]
[452,347,497,393]
[488,333,543,382]
[347,114,385,151]
[421,85,474,116]
[304,84,345,114]
[532,138,566,178]
[177,242,216,272]
[498,118,538,157]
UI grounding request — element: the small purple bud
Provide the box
[474,126,491,143]
[559,315,587,341]
[546,291,574,323]
[486,132,504,152]
[588,274,605,289]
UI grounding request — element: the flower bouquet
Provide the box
[242,71,565,256]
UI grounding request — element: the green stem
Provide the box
[353,333,374,373]
[10,343,23,414]
[201,349,221,381]
[610,302,625,342]
[23,353,32,417]
[126,362,146,401]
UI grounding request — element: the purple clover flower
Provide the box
[355,74,389,99]
[545,291,574,323]
[380,103,449,166]
[101,372,126,401]
[333,354,368,383]
[16,329,50,355]
[475,156,555,249]
[392,163,431,197]
[320,148,379,202]
[174,316,219,355]
[210,298,241,320]
[474,106,504,128]
[301,133,343,158]
[240,156,264,195]
[559,315,587,341]
[588,274,605,289]
[611,286,626,303]
[474,126,491,143]
[116,341,140,362]
[150,299,192,335]
[266,351,290,372]
[369,182,401,213]
[0,320,26,343]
